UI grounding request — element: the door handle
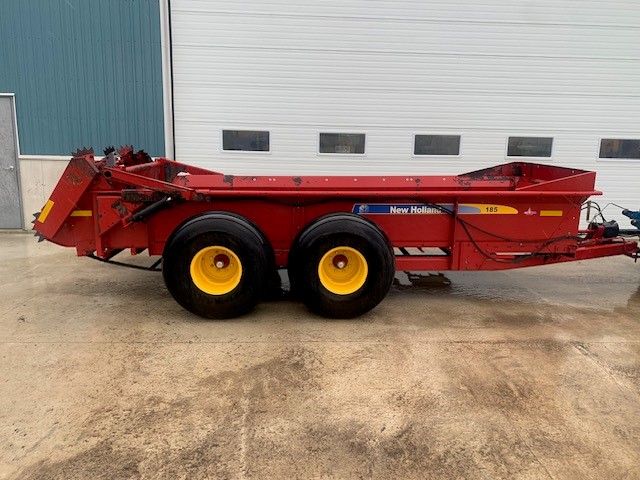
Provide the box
[2,166,15,171]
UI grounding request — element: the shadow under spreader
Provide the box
[41,258,640,321]
[266,270,453,301]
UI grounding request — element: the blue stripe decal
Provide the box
[352,204,482,215]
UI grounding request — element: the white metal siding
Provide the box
[170,0,640,224]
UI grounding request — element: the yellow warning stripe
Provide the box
[37,200,55,223]
[70,210,92,217]
[463,204,519,215]
[540,210,563,217]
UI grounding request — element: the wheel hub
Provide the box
[332,254,348,269]
[190,246,242,295]
[318,246,368,295]
[214,254,230,269]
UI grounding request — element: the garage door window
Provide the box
[222,130,270,152]
[414,134,461,156]
[319,133,366,154]
[599,139,640,159]
[507,137,553,158]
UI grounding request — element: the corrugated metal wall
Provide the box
[0,0,164,156]
[170,0,640,225]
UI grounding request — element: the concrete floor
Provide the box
[1,232,639,480]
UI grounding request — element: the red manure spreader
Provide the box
[34,147,639,319]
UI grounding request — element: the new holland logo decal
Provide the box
[352,204,519,215]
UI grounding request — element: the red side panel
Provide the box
[33,154,638,270]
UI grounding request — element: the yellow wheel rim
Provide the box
[318,246,368,295]
[190,246,242,295]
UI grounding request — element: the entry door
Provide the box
[0,95,22,229]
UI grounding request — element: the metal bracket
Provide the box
[87,253,162,271]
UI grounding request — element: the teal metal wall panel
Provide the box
[0,0,164,156]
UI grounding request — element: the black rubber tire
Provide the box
[162,212,272,319]
[288,213,395,318]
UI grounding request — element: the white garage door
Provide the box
[170,0,640,224]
